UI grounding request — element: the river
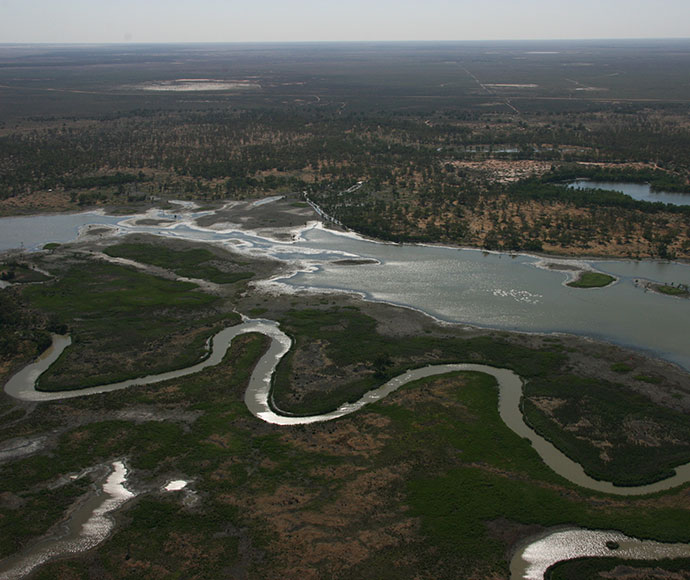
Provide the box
[2,204,690,578]
[1,207,689,371]
[6,319,690,579]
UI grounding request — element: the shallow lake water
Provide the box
[1,209,690,371]
[286,226,690,370]
[2,202,690,578]
[568,179,690,206]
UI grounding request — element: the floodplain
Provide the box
[2,40,690,579]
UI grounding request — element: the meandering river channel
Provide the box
[2,204,690,578]
[1,207,689,370]
[5,319,690,578]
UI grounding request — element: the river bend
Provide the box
[5,319,690,579]
[6,319,690,495]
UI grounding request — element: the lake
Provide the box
[284,226,690,370]
[2,205,690,579]
[1,209,690,371]
[568,179,690,206]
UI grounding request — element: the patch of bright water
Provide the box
[568,180,690,207]
[163,480,189,492]
[511,528,690,580]
[0,461,134,579]
[1,210,689,371]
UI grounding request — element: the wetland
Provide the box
[1,199,690,579]
[3,40,690,579]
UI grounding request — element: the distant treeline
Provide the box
[3,106,690,204]
[61,172,147,190]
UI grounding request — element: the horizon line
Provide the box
[2,36,690,47]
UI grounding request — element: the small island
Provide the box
[653,283,690,298]
[636,279,690,299]
[330,258,380,266]
[567,271,616,289]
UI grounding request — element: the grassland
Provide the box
[522,374,690,485]
[3,40,690,573]
[2,342,689,579]
[271,306,564,416]
[0,261,50,284]
[654,283,690,298]
[566,272,615,288]
[21,259,237,391]
[1,244,689,578]
[103,242,254,285]
[271,304,690,487]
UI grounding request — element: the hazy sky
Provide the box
[1,0,689,43]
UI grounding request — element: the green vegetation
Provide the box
[546,557,690,579]
[368,372,690,577]
[0,333,274,572]
[567,271,616,288]
[0,478,89,558]
[309,173,690,257]
[522,375,690,485]
[103,242,254,284]
[271,306,690,486]
[654,283,690,297]
[3,343,690,579]
[272,306,564,416]
[62,172,147,190]
[1,252,690,577]
[0,289,53,359]
[21,260,237,390]
[3,41,690,576]
[3,45,690,258]
[0,261,50,284]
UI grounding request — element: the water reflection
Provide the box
[512,528,690,580]
[8,322,690,496]
[1,208,689,371]
[568,180,690,207]
[0,461,134,579]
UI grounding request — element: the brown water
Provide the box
[5,320,690,579]
[9,322,690,495]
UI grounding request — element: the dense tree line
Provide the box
[2,105,690,257]
[0,289,52,359]
[2,107,690,203]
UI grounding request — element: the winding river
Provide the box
[2,204,690,578]
[4,319,690,578]
[7,319,690,495]
[1,208,689,371]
